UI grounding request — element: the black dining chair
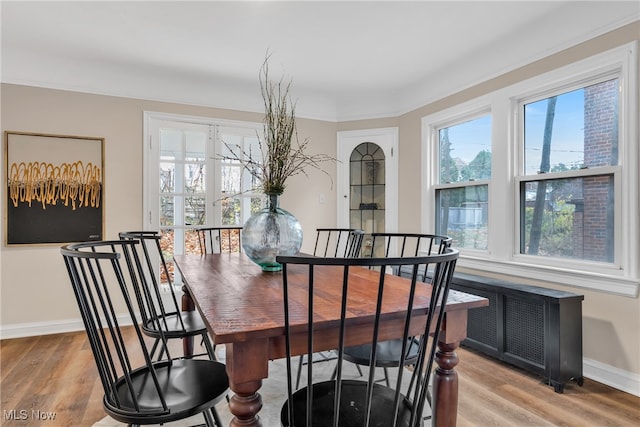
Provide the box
[119,231,217,361]
[277,248,459,426]
[313,228,365,258]
[195,226,243,254]
[294,228,365,389]
[340,233,453,388]
[61,240,229,426]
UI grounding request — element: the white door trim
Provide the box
[336,127,398,233]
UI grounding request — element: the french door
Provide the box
[144,112,262,284]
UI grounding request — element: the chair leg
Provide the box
[157,344,168,361]
[203,407,222,427]
[149,337,170,361]
[331,361,365,380]
[383,367,391,387]
[213,406,225,427]
[203,335,230,404]
[149,338,160,360]
[295,355,304,389]
[202,332,217,361]
[407,365,417,397]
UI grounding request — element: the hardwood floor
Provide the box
[1,329,639,426]
[455,347,640,427]
[1,331,105,426]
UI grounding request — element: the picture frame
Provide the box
[4,131,105,245]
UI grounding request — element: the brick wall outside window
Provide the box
[578,80,617,262]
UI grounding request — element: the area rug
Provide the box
[94,348,430,426]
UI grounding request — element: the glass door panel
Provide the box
[349,142,386,257]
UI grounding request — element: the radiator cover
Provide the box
[451,272,584,393]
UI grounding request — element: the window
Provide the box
[422,43,638,296]
[145,113,263,284]
[435,115,491,250]
[158,123,209,262]
[218,126,263,225]
[519,80,618,263]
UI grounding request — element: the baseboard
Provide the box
[0,316,134,340]
[584,357,640,397]
[2,319,638,398]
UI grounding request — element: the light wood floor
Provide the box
[1,329,639,426]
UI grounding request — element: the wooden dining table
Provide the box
[174,253,488,427]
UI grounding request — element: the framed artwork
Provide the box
[4,131,105,245]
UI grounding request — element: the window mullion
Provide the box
[208,125,218,227]
[516,165,620,183]
[433,179,491,190]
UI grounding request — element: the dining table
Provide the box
[174,252,488,427]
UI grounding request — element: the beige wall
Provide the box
[0,86,338,327]
[1,22,638,388]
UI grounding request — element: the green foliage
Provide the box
[440,136,491,183]
[523,200,575,257]
[466,150,492,180]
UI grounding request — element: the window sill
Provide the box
[458,255,639,297]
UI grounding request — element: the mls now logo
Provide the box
[4,409,56,421]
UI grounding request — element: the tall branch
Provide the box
[220,54,334,196]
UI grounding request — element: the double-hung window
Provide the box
[434,114,492,251]
[517,78,619,264]
[422,42,638,295]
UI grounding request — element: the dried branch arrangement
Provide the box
[222,55,334,196]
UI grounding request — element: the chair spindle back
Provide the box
[313,228,365,258]
[195,227,243,254]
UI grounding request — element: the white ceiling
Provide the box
[1,1,638,121]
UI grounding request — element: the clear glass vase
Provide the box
[241,194,303,272]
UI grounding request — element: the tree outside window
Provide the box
[436,115,491,250]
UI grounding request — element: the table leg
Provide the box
[432,340,460,427]
[431,309,468,427]
[228,380,263,427]
[181,285,195,357]
[226,340,270,426]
